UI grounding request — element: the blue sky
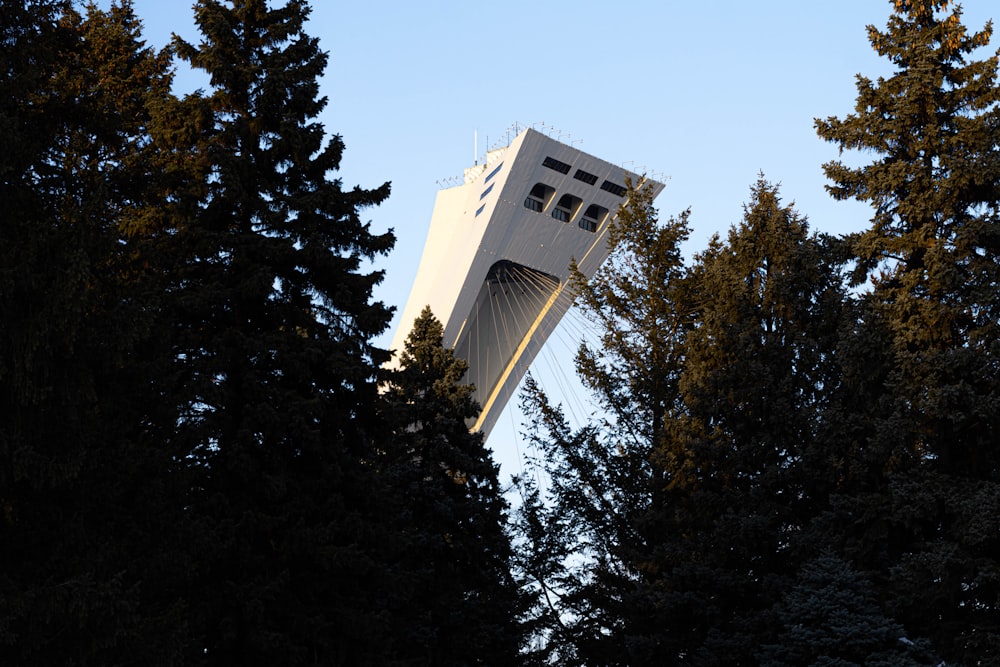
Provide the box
[126,0,997,477]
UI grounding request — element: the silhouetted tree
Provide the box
[513,183,694,665]
[657,178,847,662]
[816,1,1000,660]
[382,306,526,664]
[154,0,396,662]
[516,179,851,664]
[0,3,184,663]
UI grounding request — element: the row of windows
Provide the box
[476,164,504,217]
[474,156,623,225]
[524,182,608,233]
[541,155,627,197]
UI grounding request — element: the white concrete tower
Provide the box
[390,128,664,438]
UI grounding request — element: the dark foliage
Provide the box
[759,554,942,666]
[514,179,852,665]
[816,1,1000,661]
[152,0,398,663]
[4,0,1000,664]
[382,306,527,665]
[0,3,187,663]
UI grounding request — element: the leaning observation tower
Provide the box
[390,127,665,438]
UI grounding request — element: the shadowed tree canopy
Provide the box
[5,0,1000,664]
[0,2,186,662]
[816,1,1000,661]
[514,178,852,664]
[150,0,398,662]
[759,554,942,666]
[381,306,527,665]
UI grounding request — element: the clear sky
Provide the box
[125,0,996,478]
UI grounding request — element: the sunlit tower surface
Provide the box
[390,128,665,439]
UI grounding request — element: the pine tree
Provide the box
[382,306,526,665]
[0,3,185,662]
[153,0,396,662]
[816,1,1000,660]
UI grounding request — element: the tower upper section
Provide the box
[390,128,664,438]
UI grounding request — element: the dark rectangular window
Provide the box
[574,169,598,185]
[578,218,597,233]
[480,183,494,200]
[485,163,503,183]
[524,197,544,212]
[552,208,571,222]
[600,180,627,197]
[475,204,485,217]
[542,156,571,174]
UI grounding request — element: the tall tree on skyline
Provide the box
[656,178,848,661]
[816,0,1000,660]
[0,2,185,662]
[382,306,526,664]
[5,0,1000,663]
[513,184,697,664]
[153,0,397,662]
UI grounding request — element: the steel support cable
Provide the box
[496,265,557,492]
[501,265,592,431]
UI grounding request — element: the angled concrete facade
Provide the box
[390,128,664,438]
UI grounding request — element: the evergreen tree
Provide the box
[657,178,847,662]
[817,0,1000,474]
[759,554,941,667]
[816,1,1000,660]
[515,180,850,664]
[153,0,396,662]
[0,3,185,663]
[382,306,526,665]
[513,183,694,665]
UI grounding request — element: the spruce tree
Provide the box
[153,0,396,662]
[515,180,850,664]
[759,554,941,666]
[658,178,847,662]
[382,306,526,665]
[816,0,1000,474]
[816,1,1000,660]
[0,3,184,662]
[514,184,696,664]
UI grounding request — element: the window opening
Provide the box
[552,193,582,223]
[579,203,607,232]
[542,156,571,174]
[600,180,627,197]
[484,162,503,183]
[524,182,554,212]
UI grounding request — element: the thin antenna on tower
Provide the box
[474,129,478,165]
